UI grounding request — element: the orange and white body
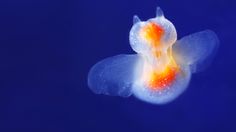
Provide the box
[129,8,191,104]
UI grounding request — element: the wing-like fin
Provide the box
[173,30,219,73]
[88,54,142,97]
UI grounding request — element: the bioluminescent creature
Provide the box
[87,7,219,104]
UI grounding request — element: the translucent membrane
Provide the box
[88,54,142,97]
[173,30,219,73]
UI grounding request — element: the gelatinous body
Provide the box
[87,7,219,104]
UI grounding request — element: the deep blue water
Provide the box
[0,0,235,131]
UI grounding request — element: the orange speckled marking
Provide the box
[141,22,164,47]
[148,64,179,90]
[140,22,178,90]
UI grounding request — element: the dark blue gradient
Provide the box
[0,0,235,131]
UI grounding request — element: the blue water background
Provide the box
[0,0,235,131]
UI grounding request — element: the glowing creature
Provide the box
[88,7,219,104]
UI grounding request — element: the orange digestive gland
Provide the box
[141,22,179,90]
[141,22,164,47]
[148,59,179,90]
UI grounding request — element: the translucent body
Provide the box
[87,7,219,104]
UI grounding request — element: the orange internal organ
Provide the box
[141,22,164,47]
[148,62,179,90]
